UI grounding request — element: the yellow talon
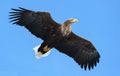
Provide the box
[43,45,51,52]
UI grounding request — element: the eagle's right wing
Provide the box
[9,7,59,39]
[55,32,100,70]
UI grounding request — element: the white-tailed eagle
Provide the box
[9,7,100,70]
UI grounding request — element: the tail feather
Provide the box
[33,44,51,59]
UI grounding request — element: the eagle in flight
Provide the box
[9,7,100,70]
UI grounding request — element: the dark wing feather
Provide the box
[9,7,59,39]
[9,7,35,25]
[55,32,100,70]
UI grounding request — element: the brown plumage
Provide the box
[9,7,100,70]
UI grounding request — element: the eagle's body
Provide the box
[9,7,100,70]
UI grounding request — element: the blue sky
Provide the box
[0,0,120,76]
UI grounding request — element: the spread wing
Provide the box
[9,7,59,39]
[55,32,100,70]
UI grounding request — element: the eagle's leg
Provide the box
[38,42,52,54]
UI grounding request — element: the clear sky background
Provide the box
[0,0,120,76]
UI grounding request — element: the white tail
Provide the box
[33,44,51,59]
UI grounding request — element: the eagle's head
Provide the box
[67,18,78,23]
[61,18,78,36]
[64,18,78,26]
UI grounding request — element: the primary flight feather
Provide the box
[9,7,100,70]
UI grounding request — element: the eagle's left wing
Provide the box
[9,7,60,40]
[54,32,100,70]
